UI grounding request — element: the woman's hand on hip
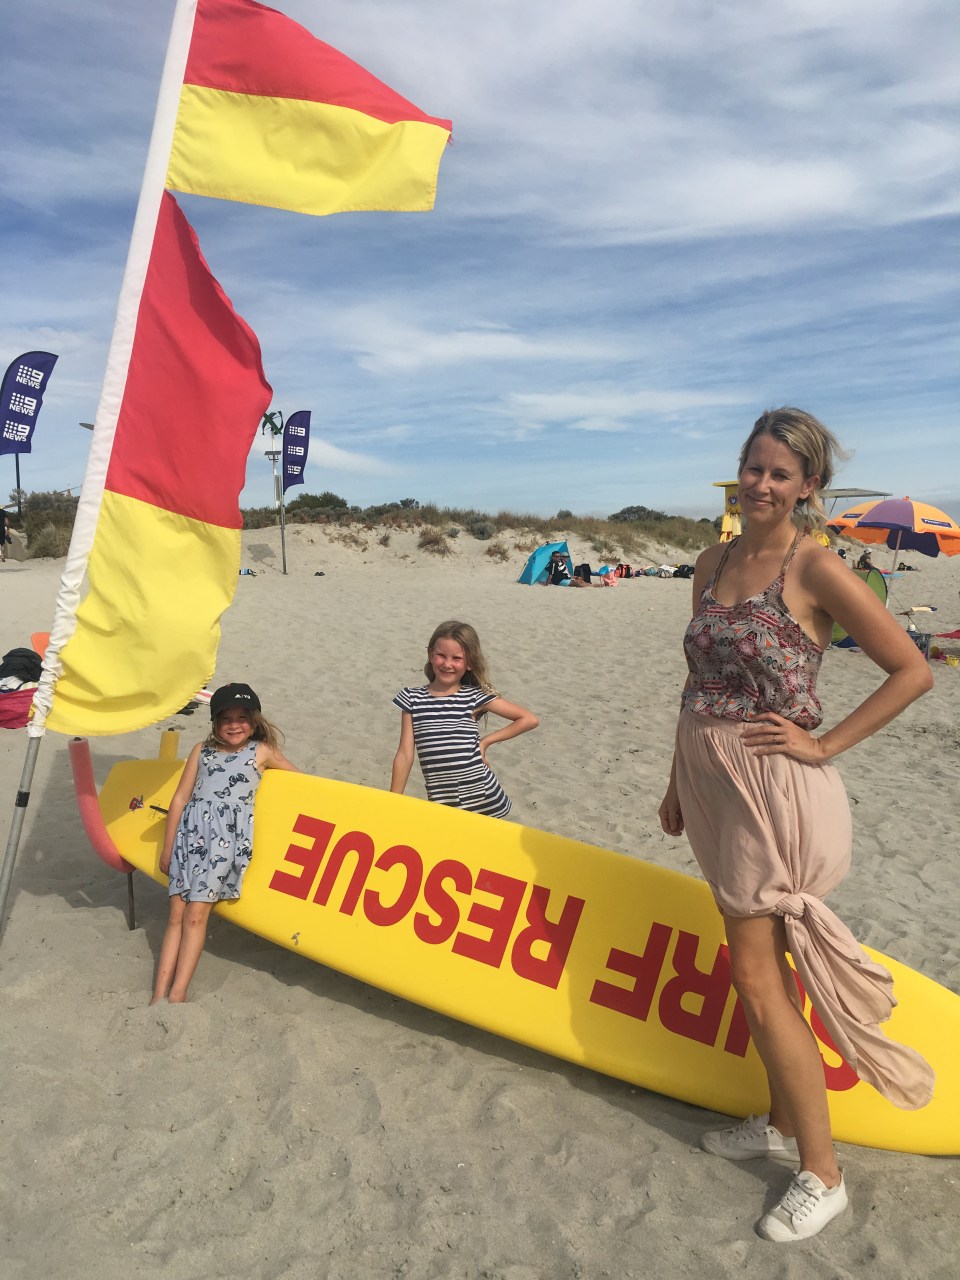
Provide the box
[741,713,827,763]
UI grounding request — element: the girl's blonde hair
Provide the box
[738,406,848,532]
[424,620,497,693]
[206,709,284,752]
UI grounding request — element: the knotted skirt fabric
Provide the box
[675,709,934,1110]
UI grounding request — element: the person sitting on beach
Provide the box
[390,620,538,817]
[658,407,934,1243]
[546,551,572,585]
[856,549,874,570]
[152,684,297,1004]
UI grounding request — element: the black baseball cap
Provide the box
[210,683,261,719]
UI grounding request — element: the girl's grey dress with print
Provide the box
[167,743,261,902]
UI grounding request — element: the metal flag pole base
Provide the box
[0,734,43,950]
[126,871,137,931]
[264,448,287,575]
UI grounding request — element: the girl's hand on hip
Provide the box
[742,713,826,763]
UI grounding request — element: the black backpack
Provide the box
[0,648,42,682]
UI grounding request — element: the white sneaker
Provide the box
[700,1112,799,1164]
[757,1170,848,1242]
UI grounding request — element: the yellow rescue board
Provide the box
[100,760,960,1155]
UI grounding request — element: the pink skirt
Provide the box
[675,709,934,1111]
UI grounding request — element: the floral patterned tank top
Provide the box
[681,532,824,729]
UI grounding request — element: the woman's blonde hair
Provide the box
[206,709,284,752]
[738,406,847,532]
[424,620,496,693]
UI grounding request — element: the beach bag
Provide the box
[0,688,35,730]
[573,563,592,582]
[615,563,633,578]
[673,564,694,579]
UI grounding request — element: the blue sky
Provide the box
[3,0,958,521]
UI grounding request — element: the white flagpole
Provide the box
[0,0,199,946]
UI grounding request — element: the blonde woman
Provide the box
[659,408,933,1242]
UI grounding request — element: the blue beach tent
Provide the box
[517,541,572,585]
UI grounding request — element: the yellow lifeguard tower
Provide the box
[713,481,741,541]
[713,482,874,545]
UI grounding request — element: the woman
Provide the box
[659,407,933,1243]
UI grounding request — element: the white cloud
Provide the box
[333,312,623,374]
[301,441,394,475]
[496,388,753,438]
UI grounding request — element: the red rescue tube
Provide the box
[69,737,135,874]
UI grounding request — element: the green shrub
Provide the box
[242,506,278,529]
[608,504,667,523]
[330,529,368,551]
[314,490,349,510]
[418,528,452,556]
[28,521,72,559]
[362,501,402,522]
[466,519,495,540]
[22,490,78,542]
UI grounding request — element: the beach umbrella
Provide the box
[828,497,960,609]
[828,497,960,560]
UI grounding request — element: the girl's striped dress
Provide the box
[392,684,511,817]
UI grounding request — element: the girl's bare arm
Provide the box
[390,712,415,793]
[478,697,539,758]
[160,743,201,873]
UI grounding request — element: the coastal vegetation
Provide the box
[243,493,720,558]
[7,489,78,559]
[8,487,719,561]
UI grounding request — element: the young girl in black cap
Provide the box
[150,683,296,1004]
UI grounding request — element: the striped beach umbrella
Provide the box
[828,497,960,560]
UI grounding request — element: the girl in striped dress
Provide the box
[390,621,538,817]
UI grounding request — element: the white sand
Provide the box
[1,526,958,1278]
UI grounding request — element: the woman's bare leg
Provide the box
[725,913,840,1185]
[765,943,806,1135]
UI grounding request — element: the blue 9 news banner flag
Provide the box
[0,351,59,455]
[282,409,311,493]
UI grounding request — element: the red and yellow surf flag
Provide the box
[30,0,451,741]
[44,192,271,736]
[167,0,453,215]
